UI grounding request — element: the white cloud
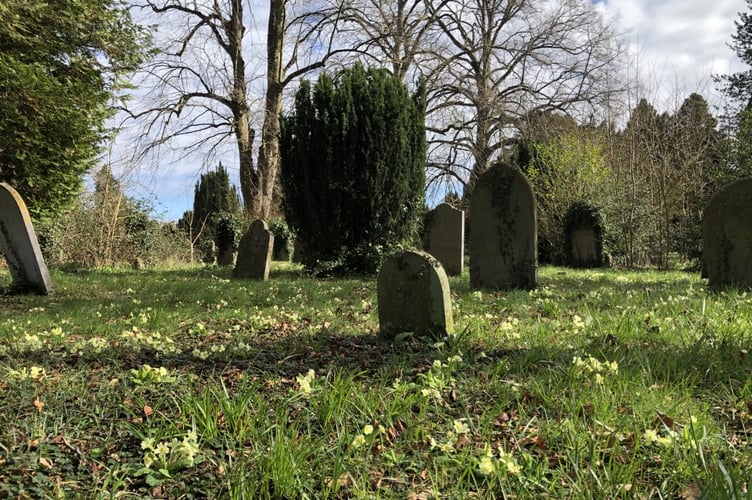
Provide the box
[596,0,747,109]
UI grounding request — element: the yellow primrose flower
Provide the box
[643,429,659,443]
[453,419,470,434]
[154,442,170,458]
[478,455,496,475]
[351,434,366,448]
[363,424,374,435]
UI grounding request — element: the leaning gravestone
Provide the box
[703,177,752,290]
[0,183,53,294]
[424,203,464,276]
[377,249,454,339]
[233,220,274,280]
[469,163,537,290]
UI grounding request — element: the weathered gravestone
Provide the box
[469,163,537,290]
[217,246,235,267]
[0,183,53,294]
[703,177,752,290]
[563,201,604,268]
[424,203,465,276]
[377,250,454,339]
[233,220,274,280]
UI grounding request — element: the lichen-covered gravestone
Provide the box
[377,250,453,339]
[703,177,752,290]
[424,203,464,276]
[0,183,53,294]
[233,220,274,280]
[469,163,537,290]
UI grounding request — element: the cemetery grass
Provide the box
[0,264,751,498]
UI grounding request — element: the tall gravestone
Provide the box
[377,250,454,339]
[233,220,274,280]
[424,203,464,276]
[703,178,752,290]
[469,163,537,290]
[0,183,53,294]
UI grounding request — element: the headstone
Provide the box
[703,178,752,290]
[570,227,598,264]
[0,183,53,294]
[292,239,305,264]
[217,246,235,267]
[563,202,604,268]
[377,249,454,339]
[469,163,537,290]
[273,238,291,261]
[424,203,464,276]
[233,219,274,280]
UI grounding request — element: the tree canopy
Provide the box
[0,0,150,219]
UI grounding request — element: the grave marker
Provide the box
[0,183,53,294]
[703,178,752,290]
[469,163,537,290]
[233,220,274,280]
[377,249,453,339]
[424,203,464,276]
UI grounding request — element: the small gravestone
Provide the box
[469,163,537,290]
[703,178,752,290]
[233,220,274,280]
[424,203,464,276]
[0,183,53,294]
[217,246,235,267]
[563,201,604,268]
[292,239,305,264]
[377,249,453,339]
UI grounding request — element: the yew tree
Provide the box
[280,64,426,275]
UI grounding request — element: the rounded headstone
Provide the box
[233,219,274,280]
[703,177,752,290]
[424,203,465,276]
[377,250,454,339]
[469,163,537,290]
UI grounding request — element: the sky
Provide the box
[114,0,750,222]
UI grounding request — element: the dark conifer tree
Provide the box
[280,64,426,275]
[190,164,242,263]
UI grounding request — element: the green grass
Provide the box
[1,263,751,498]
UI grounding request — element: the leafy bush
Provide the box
[280,64,426,275]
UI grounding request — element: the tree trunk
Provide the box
[255,0,286,220]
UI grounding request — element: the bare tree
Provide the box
[337,0,448,82]
[126,0,345,218]
[424,0,622,196]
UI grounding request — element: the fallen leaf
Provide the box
[216,464,225,477]
[33,396,44,413]
[143,405,153,417]
[325,473,351,488]
[654,411,679,430]
[39,456,53,469]
[679,482,702,500]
